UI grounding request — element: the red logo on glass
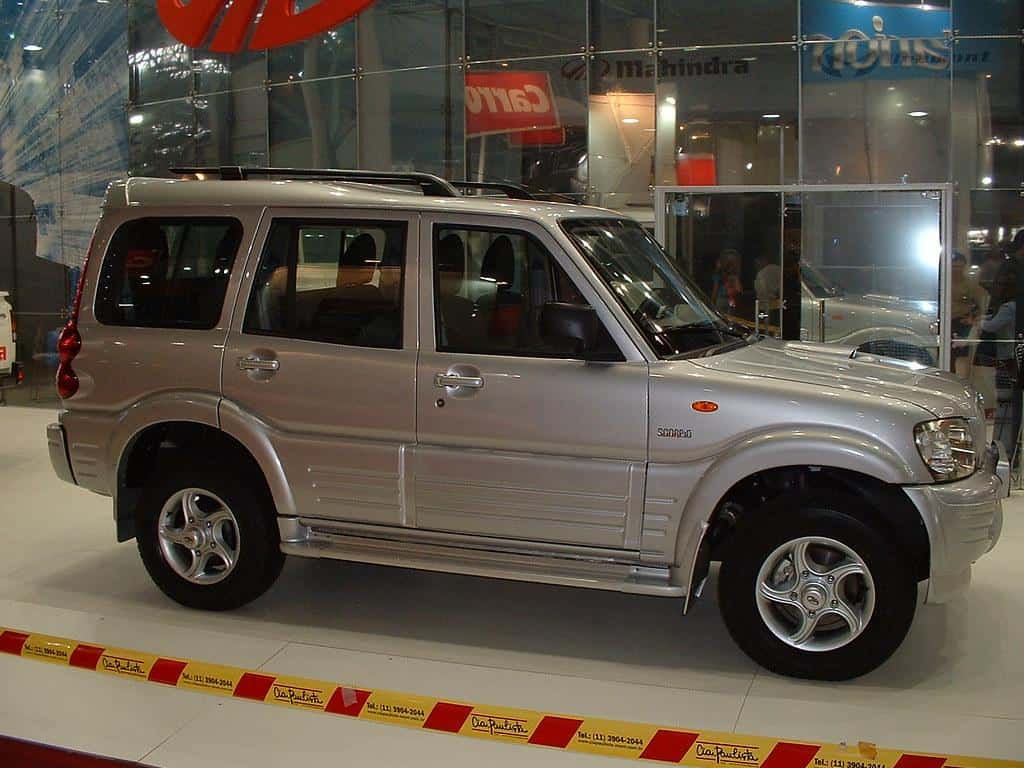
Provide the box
[157,0,376,53]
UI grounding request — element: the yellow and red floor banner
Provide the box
[1,626,1020,768]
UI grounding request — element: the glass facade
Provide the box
[0,0,1022,404]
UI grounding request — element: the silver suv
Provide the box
[47,168,1004,680]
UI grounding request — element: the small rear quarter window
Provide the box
[95,218,243,329]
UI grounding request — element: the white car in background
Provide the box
[0,291,23,392]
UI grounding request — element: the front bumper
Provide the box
[47,421,76,485]
[903,445,1004,604]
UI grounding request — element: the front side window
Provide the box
[95,217,242,329]
[562,217,746,358]
[244,219,406,349]
[433,225,622,360]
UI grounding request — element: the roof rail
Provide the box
[168,166,459,197]
[450,180,537,200]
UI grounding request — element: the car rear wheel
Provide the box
[718,491,917,680]
[135,469,285,610]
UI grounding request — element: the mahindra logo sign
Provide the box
[157,0,376,53]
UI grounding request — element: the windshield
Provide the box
[561,218,745,358]
[801,262,843,299]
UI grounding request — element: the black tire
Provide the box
[135,467,285,611]
[718,491,917,680]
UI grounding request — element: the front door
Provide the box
[223,208,417,526]
[414,215,649,550]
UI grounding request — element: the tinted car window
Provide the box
[245,219,406,349]
[433,225,622,360]
[95,218,242,329]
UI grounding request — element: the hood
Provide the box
[690,338,978,420]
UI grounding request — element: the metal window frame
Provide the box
[654,182,955,369]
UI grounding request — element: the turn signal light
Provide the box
[692,400,719,413]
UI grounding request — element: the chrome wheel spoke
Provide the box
[788,610,821,647]
[159,488,241,586]
[210,541,236,572]
[790,540,812,575]
[825,593,862,635]
[183,550,211,580]
[205,508,234,528]
[181,492,202,524]
[159,527,193,548]
[758,581,798,608]
[824,561,865,585]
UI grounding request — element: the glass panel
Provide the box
[128,0,192,103]
[657,0,797,47]
[194,49,266,95]
[661,192,782,334]
[245,219,407,349]
[654,46,798,187]
[589,52,655,221]
[269,77,357,168]
[268,22,356,84]
[466,0,586,61]
[357,0,462,73]
[466,57,585,198]
[195,88,269,167]
[359,67,464,178]
[591,0,653,52]
[801,2,952,183]
[128,99,195,176]
[954,189,1024,458]
[953,0,1021,36]
[433,225,620,358]
[95,218,243,329]
[953,37,1024,192]
[799,189,941,365]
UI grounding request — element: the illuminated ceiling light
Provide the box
[745,162,753,171]
[985,73,993,79]
[907,110,929,118]
[129,114,144,125]
[1014,139,1024,147]
[982,176,993,186]
[762,113,781,119]
[887,85,896,91]
[23,44,43,52]
[622,117,640,124]
[665,96,676,105]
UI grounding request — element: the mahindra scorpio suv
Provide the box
[47,168,1005,680]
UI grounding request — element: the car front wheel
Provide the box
[718,492,917,680]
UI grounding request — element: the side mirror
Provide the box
[541,302,599,357]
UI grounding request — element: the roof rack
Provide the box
[450,180,538,200]
[168,166,458,197]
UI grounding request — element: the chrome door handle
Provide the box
[239,355,280,372]
[435,373,483,389]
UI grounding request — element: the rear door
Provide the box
[222,207,418,526]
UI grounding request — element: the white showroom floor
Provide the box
[1,405,1022,765]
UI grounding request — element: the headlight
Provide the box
[914,418,976,481]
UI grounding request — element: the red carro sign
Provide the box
[156,0,376,53]
[465,71,561,138]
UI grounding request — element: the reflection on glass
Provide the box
[194,49,266,95]
[661,192,782,333]
[588,53,654,219]
[269,78,357,168]
[799,190,941,365]
[359,67,464,179]
[591,0,653,52]
[657,0,796,47]
[801,0,952,184]
[953,37,1024,191]
[128,2,191,103]
[466,58,585,197]
[195,89,268,167]
[128,99,195,177]
[358,0,463,73]
[466,0,586,61]
[269,23,355,83]
[654,47,798,186]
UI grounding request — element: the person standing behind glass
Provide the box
[951,251,988,379]
[711,249,743,316]
[989,231,1024,465]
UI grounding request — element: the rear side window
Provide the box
[243,219,407,349]
[95,218,243,329]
